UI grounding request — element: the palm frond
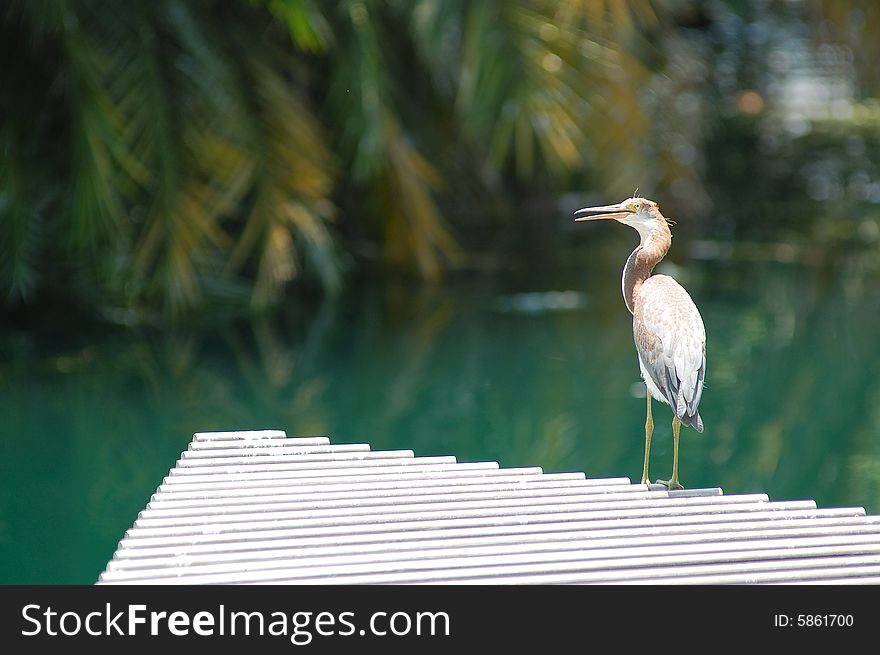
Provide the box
[380,111,459,280]
[264,0,334,52]
[0,137,46,302]
[405,0,659,193]
[1,0,695,318]
[63,22,128,250]
[226,55,340,308]
[324,0,459,280]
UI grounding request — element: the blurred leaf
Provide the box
[0,0,702,317]
[0,136,46,302]
[264,0,333,52]
[379,111,460,280]
[227,56,340,308]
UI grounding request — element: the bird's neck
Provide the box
[622,226,671,314]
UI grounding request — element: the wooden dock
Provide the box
[99,430,880,584]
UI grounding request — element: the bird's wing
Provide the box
[633,276,706,429]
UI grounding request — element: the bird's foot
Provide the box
[656,478,684,491]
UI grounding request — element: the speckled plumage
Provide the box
[633,274,705,431]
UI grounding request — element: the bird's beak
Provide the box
[574,202,631,222]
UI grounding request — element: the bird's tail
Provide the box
[674,388,704,433]
[679,410,703,433]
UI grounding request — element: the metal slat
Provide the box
[100,543,880,585]
[134,489,729,528]
[413,559,880,585]
[180,443,372,460]
[116,500,824,551]
[189,438,328,451]
[98,430,880,584]
[192,430,301,442]
[111,510,870,568]
[102,524,880,580]
[107,513,880,567]
[125,494,777,538]
[168,449,420,475]
[145,476,622,511]
[151,471,633,502]
[774,574,880,584]
[271,551,880,585]
[437,556,880,585]
[159,459,498,489]
[149,471,590,504]
[143,481,660,518]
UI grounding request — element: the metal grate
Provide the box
[99,430,880,584]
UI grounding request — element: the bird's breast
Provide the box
[635,275,705,336]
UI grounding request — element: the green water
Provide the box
[2,241,880,583]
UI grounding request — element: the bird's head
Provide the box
[574,196,670,242]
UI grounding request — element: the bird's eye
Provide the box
[632,202,641,211]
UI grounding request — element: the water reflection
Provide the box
[2,242,880,582]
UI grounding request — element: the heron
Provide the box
[574,196,705,490]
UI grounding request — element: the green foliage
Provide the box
[1,0,669,320]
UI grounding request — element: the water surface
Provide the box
[2,242,879,583]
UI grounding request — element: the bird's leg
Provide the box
[641,391,653,485]
[657,417,684,491]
